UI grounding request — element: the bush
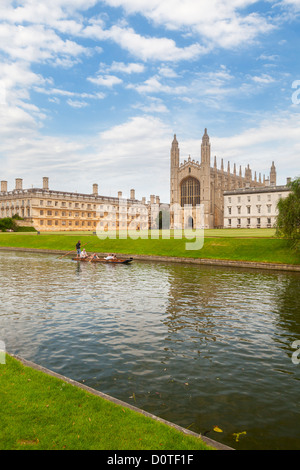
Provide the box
[0,217,36,232]
[0,217,18,232]
[276,177,300,249]
[15,226,37,232]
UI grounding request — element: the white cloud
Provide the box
[67,99,89,108]
[109,24,206,61]
[1,0,98,26]
[158,66,178,78]
[88,74,123,87]
[0,0,298,204]
[0,23,88,64]
[128,75,188,95]
[0,113,172,200]
[258,54,280,61]
[281,0,300,9]
[108,61,145,74]
[133,97,169,114]
[102,0,276,49]
[83,21,207,61]
[251,74,275,84]
[211,112,300,182]
[34,86,106,100]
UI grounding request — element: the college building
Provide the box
[223,181,291,229]
[170,129,278,229]
[1,129,292,232]
[0,177,161,232]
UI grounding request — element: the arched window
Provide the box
[180,177,200,207]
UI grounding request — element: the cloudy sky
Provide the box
[0,0,299,202]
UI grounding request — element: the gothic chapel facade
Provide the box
[170,129,277,229]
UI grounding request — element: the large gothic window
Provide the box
[180,177,200,207]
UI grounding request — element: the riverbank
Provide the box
[0,354,228,451]
[0,231,299,269]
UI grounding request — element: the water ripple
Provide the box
[0,251,299,449]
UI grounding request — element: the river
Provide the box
[0,250,299,450]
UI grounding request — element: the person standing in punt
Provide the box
[76,240,81,258]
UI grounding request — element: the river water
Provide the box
[0,250,299,450]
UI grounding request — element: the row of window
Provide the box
[227,194,282,204]
[39,220,148,228]
[1,200,30,208]
[39,200,98,209]
[38,201,147,212]
[1,209,30,217]
[227,204,273,215]
[39,210,95,217]
[38,210,148,220]
[39,220,98,226]
[227,217,272,226]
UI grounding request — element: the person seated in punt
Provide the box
[90,253,99,260]
[104,254,118,260]
[80,249,88,258]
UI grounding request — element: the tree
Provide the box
[276,177,300,248]
[0,217,18,232]
[0,216,36,232]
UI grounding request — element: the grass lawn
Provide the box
[0,355,214,451]
[0,230,299,265]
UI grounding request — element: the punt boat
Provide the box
[72,257,133,264]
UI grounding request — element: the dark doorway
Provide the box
[188,216,194,229]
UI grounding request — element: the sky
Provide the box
[0,0,300,203]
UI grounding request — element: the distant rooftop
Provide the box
[224,183,290,196]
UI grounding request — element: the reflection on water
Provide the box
[0,251,299,450]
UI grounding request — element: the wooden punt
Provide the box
[72,257,133,264]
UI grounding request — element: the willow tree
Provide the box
[276,177,300,248]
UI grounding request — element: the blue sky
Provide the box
[0,0,299,203]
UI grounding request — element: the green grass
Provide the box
[0,355,213,450]
[0,229,299,265]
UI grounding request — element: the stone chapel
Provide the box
[170,129,277,229]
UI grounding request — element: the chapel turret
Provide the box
[270,161,277,186]
[201,128,211,166]
[171,134,179,168]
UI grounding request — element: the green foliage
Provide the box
[0,217,18,232]
[11,214,24,220]
[276,178,300,249]
[0,217,36,232]
[15,226,37,232]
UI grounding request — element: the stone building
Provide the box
[170,129,277,229]
[223,182,291,229]
[0,177,159,232]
